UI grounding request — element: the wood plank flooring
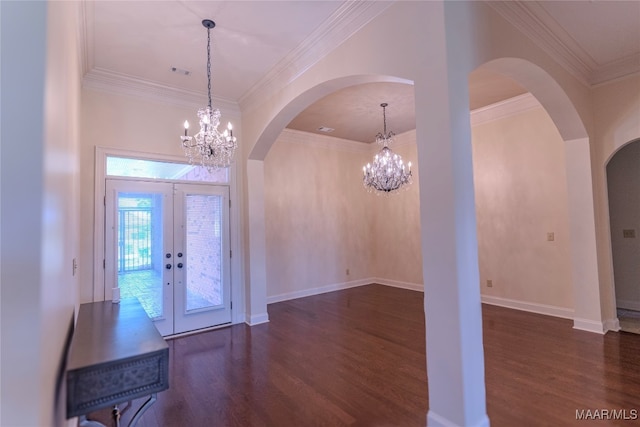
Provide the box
[89,284,640,426]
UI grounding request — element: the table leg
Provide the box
[128,394,157,427]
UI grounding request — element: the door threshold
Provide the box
[164,322,232,340]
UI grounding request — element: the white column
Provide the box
[246,159,269,325]
[564,138,604,332]
[416,3,488,426]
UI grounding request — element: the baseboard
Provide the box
[371,277,423,292]
[604,317,621,332]
[427,410,490,427]
[616,299,640,311]
[481,295,574,319]
[245,312,269,326]
[266,278,371,304]
[573,318,606,334]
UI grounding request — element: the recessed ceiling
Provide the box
[286,72,526,143]
[287,83,416,143]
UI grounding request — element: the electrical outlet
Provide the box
[547,232,555,242]
[623,229,636,238]
[486,279,493,288]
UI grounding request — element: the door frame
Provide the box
[93,147,245,326]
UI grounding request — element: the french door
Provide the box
[105,179,231,336]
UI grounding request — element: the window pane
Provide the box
[106,156,229,183]
[116,192,164,319]
[185,194,223,311]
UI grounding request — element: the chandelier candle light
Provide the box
[180,19,237,171]
[363,103,412,194]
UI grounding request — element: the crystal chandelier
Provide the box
[180,19,237,171]
[362,103,412,194]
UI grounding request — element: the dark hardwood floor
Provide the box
[90,284,640,426]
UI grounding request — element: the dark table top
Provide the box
[67,299,168,371]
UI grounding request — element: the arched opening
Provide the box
[469,81,574,318]
[472,58,604,333]
[606,138,640,333]
[244,75,413,323]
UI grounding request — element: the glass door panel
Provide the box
[106,180,174,336]
[174,184,231,333]
[185,193,223,311]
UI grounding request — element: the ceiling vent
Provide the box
[171,67,191,76]
[317,126,334,133]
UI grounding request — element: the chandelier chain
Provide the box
[382,103,387,135]
[207,26,212,109]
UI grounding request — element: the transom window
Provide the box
[106,156,229,183]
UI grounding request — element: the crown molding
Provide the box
[77,0,94,78]
[82,68,241,117]
[278,94,538,153]
[471,93,540,126]
[277,128,417,156]
[487,1,591,86]
[591,54,640,86]
[487,1,640,87]
[277,128,370,153]
[238,0,394,113]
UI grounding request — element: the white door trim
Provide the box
[93,146,245,325]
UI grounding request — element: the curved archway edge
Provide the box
[248,75,414,161]
[476,57,608,332]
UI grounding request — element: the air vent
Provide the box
[317,126,334,133]
[171,67,191,76]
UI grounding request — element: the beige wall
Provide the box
[607,140,640,310]
[1,2,82,425]
[265,102,574,312]
[79,90,205,302]
[473,106,573,309]
[372,132,423,285]
[263,129,423,300]
[264,130,374,300]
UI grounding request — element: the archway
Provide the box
[244,74,413,325]
[606,138,640,332]
[474,58,604,333]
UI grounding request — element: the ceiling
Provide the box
[84,0,640,143]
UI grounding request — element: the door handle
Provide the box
[166,263,172,270]
[177,263,183,269]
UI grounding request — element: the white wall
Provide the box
[1,1,81,425]
[607,140,640,310]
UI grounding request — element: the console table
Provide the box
[66,299,169,426]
